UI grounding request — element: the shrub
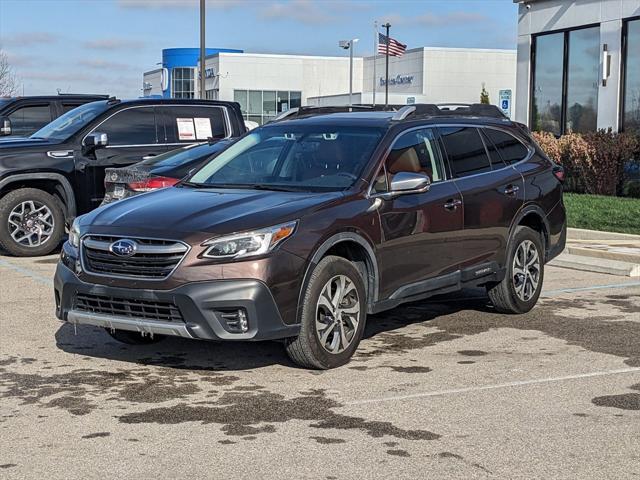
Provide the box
[531,129,640,196]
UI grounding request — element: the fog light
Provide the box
[216,308,249,333]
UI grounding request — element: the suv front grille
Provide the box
[81,235,189,279]
[74,293,183,323]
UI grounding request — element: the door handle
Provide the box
[504,184,520,196]
[142,154,157,160]
[444,199,462,211]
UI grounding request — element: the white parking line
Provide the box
[345,367,640,406]
[0,258,51,286]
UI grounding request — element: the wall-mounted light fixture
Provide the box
[602,43,611,86]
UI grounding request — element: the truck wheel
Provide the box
[285,255,366,369]
[487,226,544,314]
[0,188,65,257]
[105,329,166,345]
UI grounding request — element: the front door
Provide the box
[75,106,167,212]
[374,127,464,300]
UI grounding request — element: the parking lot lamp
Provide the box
[339,39,359,106]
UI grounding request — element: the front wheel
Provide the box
[487,226,544,314]
[0,188,65,257]
[285,255,367,369]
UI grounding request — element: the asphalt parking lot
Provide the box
[0,253,639,479]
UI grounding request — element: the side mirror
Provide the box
[84,132,109,149]
[0,117,12,136]
[387,171,431,197]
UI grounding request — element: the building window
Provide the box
[234,89,302,125]
[531,26,601,135]
[172,68,195,99]
[623,18,640,132]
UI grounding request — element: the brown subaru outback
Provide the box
[54,104,567,369]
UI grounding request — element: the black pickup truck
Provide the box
[0,94,109,138]
[0,97,246,256]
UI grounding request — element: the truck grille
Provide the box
[74,293,183,323]
[81,235,189,279]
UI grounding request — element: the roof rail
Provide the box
[391,103,507,121]
[272,107,299,121]
[391,105,415,121]
[268,104,398,123]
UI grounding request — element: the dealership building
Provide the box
[143,46,517,125]
[515,0,640,134]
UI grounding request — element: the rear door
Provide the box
[159,105,229,149]
[76,106,167,211]
[373,127,464,300]
[439,125,524,272]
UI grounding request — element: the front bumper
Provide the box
[54,262,300,341]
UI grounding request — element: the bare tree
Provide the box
[0,50,19,97]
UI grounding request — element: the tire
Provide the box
[105,329,166,345]
[487,226,545,314]
[285,255,367,369]
[0,188,65,257]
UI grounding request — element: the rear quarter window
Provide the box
[163,106,227,143]
[483,128,530,165]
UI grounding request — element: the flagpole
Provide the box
[373,21,377,106]
[383,22,390,107]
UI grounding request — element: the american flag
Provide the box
[378,32,407,57]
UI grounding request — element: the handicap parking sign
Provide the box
[499,89,512,118]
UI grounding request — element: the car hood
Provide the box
[82,185,344,237]
[0,137,61,149]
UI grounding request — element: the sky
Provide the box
[0,0,519,98]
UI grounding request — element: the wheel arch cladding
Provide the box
[299,232,379,314]
[0,173,76,220]
[512,206,550,255]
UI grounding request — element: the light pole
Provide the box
[339,38,359,106]
[199,0,206,99]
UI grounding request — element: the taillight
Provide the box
[128,176,179,192]
[552,165,565,183]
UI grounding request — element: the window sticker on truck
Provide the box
[176,118,196,140]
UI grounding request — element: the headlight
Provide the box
[69,218,80,249]
[202,221,297,260]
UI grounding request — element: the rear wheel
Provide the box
[285,256,366,369]
[0,188,65,257]
[105,329,166,345]
[487,226,544,314]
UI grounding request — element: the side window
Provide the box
[440,127,492,178]
[62,103,83,113]
[480,129,507,169]
[163,106,227,143]
[483,129,530,165]
[8,105,52,136]
[372,128,443,193]
[97,107,158,146]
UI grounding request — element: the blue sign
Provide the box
[499,89,512,118]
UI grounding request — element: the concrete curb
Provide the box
[567,228,640,241]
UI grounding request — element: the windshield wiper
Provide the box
[179,181,213,189]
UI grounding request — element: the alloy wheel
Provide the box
[7,200,55,248]
[315,274,361,354]
[512,239,540,302]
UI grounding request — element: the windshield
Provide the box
[188,125,384,192]
[139,141,230,168]
[31,101,109,141]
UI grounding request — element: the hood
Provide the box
[82,185,343,237]
[0,137,61,149]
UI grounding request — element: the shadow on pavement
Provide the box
[53,288,493,371]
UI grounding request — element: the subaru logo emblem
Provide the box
[109,239,137,257]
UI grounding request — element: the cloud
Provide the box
[379,10,492,28]
[260,0,332,24]
[0,32,60,48]
[83,38,146,50]
[117,0,240,9]
[77,59,137,71]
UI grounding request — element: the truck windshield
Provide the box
[31,101,109,141]
[187,125,384,192]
